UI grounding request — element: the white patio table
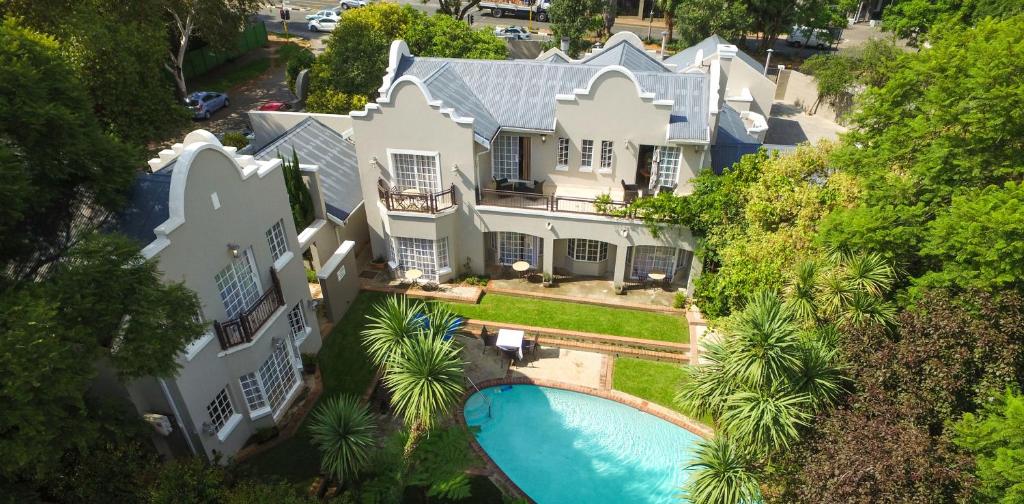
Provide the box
[495,328,525,360]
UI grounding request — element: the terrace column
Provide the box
[543,236,554,274]
[612,245,629,284]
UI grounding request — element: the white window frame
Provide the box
[258,342,301,418]
[556,137,569,171]
[655,146,682,188]
[630,246,679,281]
[387,149,441,194]
[599,141,614,172]
[239,372,268,414]
[491,134,520,181]
[567,239,608,262]
[392,237,451,282]
[205,387,236,434]
[266,219,289,262]
[214,248,262,320]
[580,139,594,172]
[493,232,541,267]
[287,303,308,345]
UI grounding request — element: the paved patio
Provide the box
[488,277,681,309]
[457,334,606,390]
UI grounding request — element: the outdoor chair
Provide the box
[621,179,639,203]
[658,184,677,195]
[481,326,499,354]
[494,177,513,192]
[532,179,545,195]
[522,334,539,356]
[500,348,520,367]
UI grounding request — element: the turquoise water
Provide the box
[464,385,700,503]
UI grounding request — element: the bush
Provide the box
[673,291,688,309]
[301,352,318,373]
[305,88,369,115]
[281,44,314,94]
[306,268,317,283]
[253,426,279,445]
[221,131,249,150]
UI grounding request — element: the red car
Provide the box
[257,101,292,111]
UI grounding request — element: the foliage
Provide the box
[674,291,688,309]
[309,394,378,485]
[820,16,1024,285]
[221,131,250,149]
[148,457,227,504]
[308,4,506,114]
[953,389,1024,503]
[547,0,604,57]
[684,436,763,504]
[918,181,1024,292]
[362,295,425,369]
[883,0,1023,46]
[0,18,135,283]
[282,44,315,94]
[434,0,483,20]
[801,39,902,113]
[673,0,751,45]
[279,149,315,230]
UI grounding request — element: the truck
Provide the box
[478,0,551,23]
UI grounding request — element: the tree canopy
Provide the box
[548,0,604,57]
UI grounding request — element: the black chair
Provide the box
[500,348,520,367]
[621,179,639,203]
[494,177,512,191]
[521,334,539,356]
[532,179,545,195]
[658,184,676,195]
[481,326,498,354]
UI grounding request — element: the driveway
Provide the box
[764,102,847,145]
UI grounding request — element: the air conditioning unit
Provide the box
[144,413,173,436]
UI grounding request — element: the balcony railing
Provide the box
[378,179,457,214]
[477,187,634,217]
[214,268,284,351]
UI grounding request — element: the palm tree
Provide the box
[784,259,818,324]
[384,334,465,457]
[684,436,762,504]
[361,295,425,369]
[720,385,811,455]
[792,340,845,412]
[676,339,733,422]
[723,291,802,389]
[655,0,681,43]
[309,394,378,488]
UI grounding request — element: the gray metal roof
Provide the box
[663,35,765,74]
[114,164,173,246]
[393,55,709,142]
[255,118,362,222]
[716,104,760,145]
[580,40,671,73]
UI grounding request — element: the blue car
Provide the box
[187,91,229,120]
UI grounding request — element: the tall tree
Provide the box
[953,389,1024,503]
[673,0,751,45]
[548,0,604,57]
[434,0,483,20]
[164,0,262,99]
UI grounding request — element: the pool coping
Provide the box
[457,377,715,503]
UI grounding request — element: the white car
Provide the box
[305,8,339,21]
[787,26,832,49]
[494,26,530,40]
[339,0,368,9]
[308,17,339,32]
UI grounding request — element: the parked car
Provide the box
[339,0,368,9]
[307,16,339,32]
[305,8,339,21]
[787,26,834,49]
[494,26,530,40]
[186,91,228,120]
[257,101,292,111]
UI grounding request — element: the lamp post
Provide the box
[763,49,774,76]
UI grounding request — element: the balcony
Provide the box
[214,269,284,351]
[378,179,457,214]
[476,187,633,217]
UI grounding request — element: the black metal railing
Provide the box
[378,179,457,214]
[214,269,284,350]
[477,187,635,217]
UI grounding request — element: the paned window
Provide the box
[492,135,520,180]
[393,237,450,281]
[206,388,235,432]
[556,137,569,167]
[567,239,608,262]
[259,343,299,415]
[266,219,288,261]
[239,372,267,412]
[287,303,307,343]
[600,141,614,169]
[629,246,679,281]
[493,232,541,266]
[580,139,594,168]
[655,146,682,188]
[215,250,260,319]
[391,153,439,193]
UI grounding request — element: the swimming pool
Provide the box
[464,384,701,503]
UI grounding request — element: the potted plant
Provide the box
[369,255,386,270]
[614,281,626,295]
[301,352,318,374]
[542,272,555,288]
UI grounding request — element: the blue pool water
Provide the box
[464,385,701,503]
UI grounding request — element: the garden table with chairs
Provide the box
[495,328,525,360]
[512,261,531,281]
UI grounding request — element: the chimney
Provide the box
[660,32,668,58]
[560,36,570,53]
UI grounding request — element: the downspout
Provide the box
[160,378,198,456]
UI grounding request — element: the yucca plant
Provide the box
[684,436,762,504]
[721,385,811,456]
[784,259,819,324]
[384,334,465,457]
[676,340,733,422]
[309,394,378,488]
[723,292,803,389]
[792,340,846,412]
[361,295,425,369]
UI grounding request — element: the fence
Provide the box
[181,22,269,79]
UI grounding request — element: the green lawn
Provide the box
[613,357,689,413]
[240,293,381,486]
[449,293,689,343]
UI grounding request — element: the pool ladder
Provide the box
[466,376,492,419]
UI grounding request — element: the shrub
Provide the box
[253,426,279,444]
[282,44,314,94]
[306,268,317,283]
[221,131,249,150]
[673,291,688,309]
